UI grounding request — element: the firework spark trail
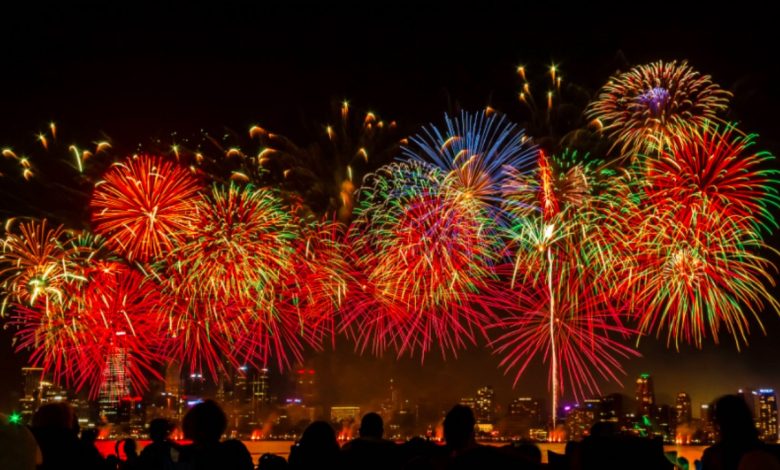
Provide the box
[496,149,639,425]
[587,60,731,157]
[403,110,537,208]
[645,122,780,232]
[596,174,780,349]
[91,155,202,262]
[345,161,504,358]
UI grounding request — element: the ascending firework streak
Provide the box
[496,150,639,427]
[587,60,731,157]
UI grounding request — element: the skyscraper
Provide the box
[291,366,317,405]
[98,348,131,422]
[756,389,778,443]
[250,367,271,418]
[676,392,692,424]
[635,374,655,417]
[19,367,44,423]
[476,386,495,425]
[700,403,716,443]
[599,393,624,426]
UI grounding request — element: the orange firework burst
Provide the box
[91,155,201,262]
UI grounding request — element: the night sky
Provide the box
[1,2,779,413]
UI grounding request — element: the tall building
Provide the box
[380,378,400,420]
[184,372,206,398]
[599,393,624,426]
[700,403,716,443]
[675,393,692,425]
[250,367,271,416]
[291,366,317,405]
[635,374,655,417]
[98,348,131,422]
[756,389,778,443]
[565,400,598,441]
[475,386,495,425]
[459,397,476,410]
[504,397,544,438]
[19,367,44,423]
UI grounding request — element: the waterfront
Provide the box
[96,440,707,465]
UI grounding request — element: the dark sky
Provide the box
[1,2,779,413]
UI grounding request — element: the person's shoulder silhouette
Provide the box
[342,412,397,470]
[289,421,340,470]
[702,394,776,470]
[443,405,477,454]
[179,400,252,470]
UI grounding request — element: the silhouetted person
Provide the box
[438,405,516,469]
[139,418,181,470]
[504,440,542,466]
[443,405,477,456]
[702,394,779,470]
[342,412,397,470]
[178,400,253,470]
[579,419,671,470]
[0,413,41,470]
[31,402,103,470]
[288,421,340,470]
[116,438,139,470]
[258,452,289,470]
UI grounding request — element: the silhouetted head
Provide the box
[299,421,339,453]
[713,394,758,442]
[116,438,138,458]
[589,421,618,438]
[443,405,476,450]
[148,418,173,443]
[359,412,383,439]
[31,403,77,432]
[80,427,98,444]
[512,441,542,464]
[182,400,227,444]
[258,452,288,470]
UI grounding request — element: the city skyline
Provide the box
[13,364,778,446]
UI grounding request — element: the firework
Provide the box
[645,122,779,231]
[288,218,352,344]
[496,149,635,425]
[248,101,400,219]
[69,262,164,396]
[403,111,536,207]
[491,265,639,401]
[91,155,201,262]
[587,60,731,156]
[598,168,780,349]
[347,161,504,358]
[0,219,78,310]
[166,183,296,306]
[162,183,305,376]
[9,260,163,397]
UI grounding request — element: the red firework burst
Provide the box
[346,162,504,358]
[645,122,779,230]
[491,265,639,401]
[91,155,201,262]
[10,261,164,397]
